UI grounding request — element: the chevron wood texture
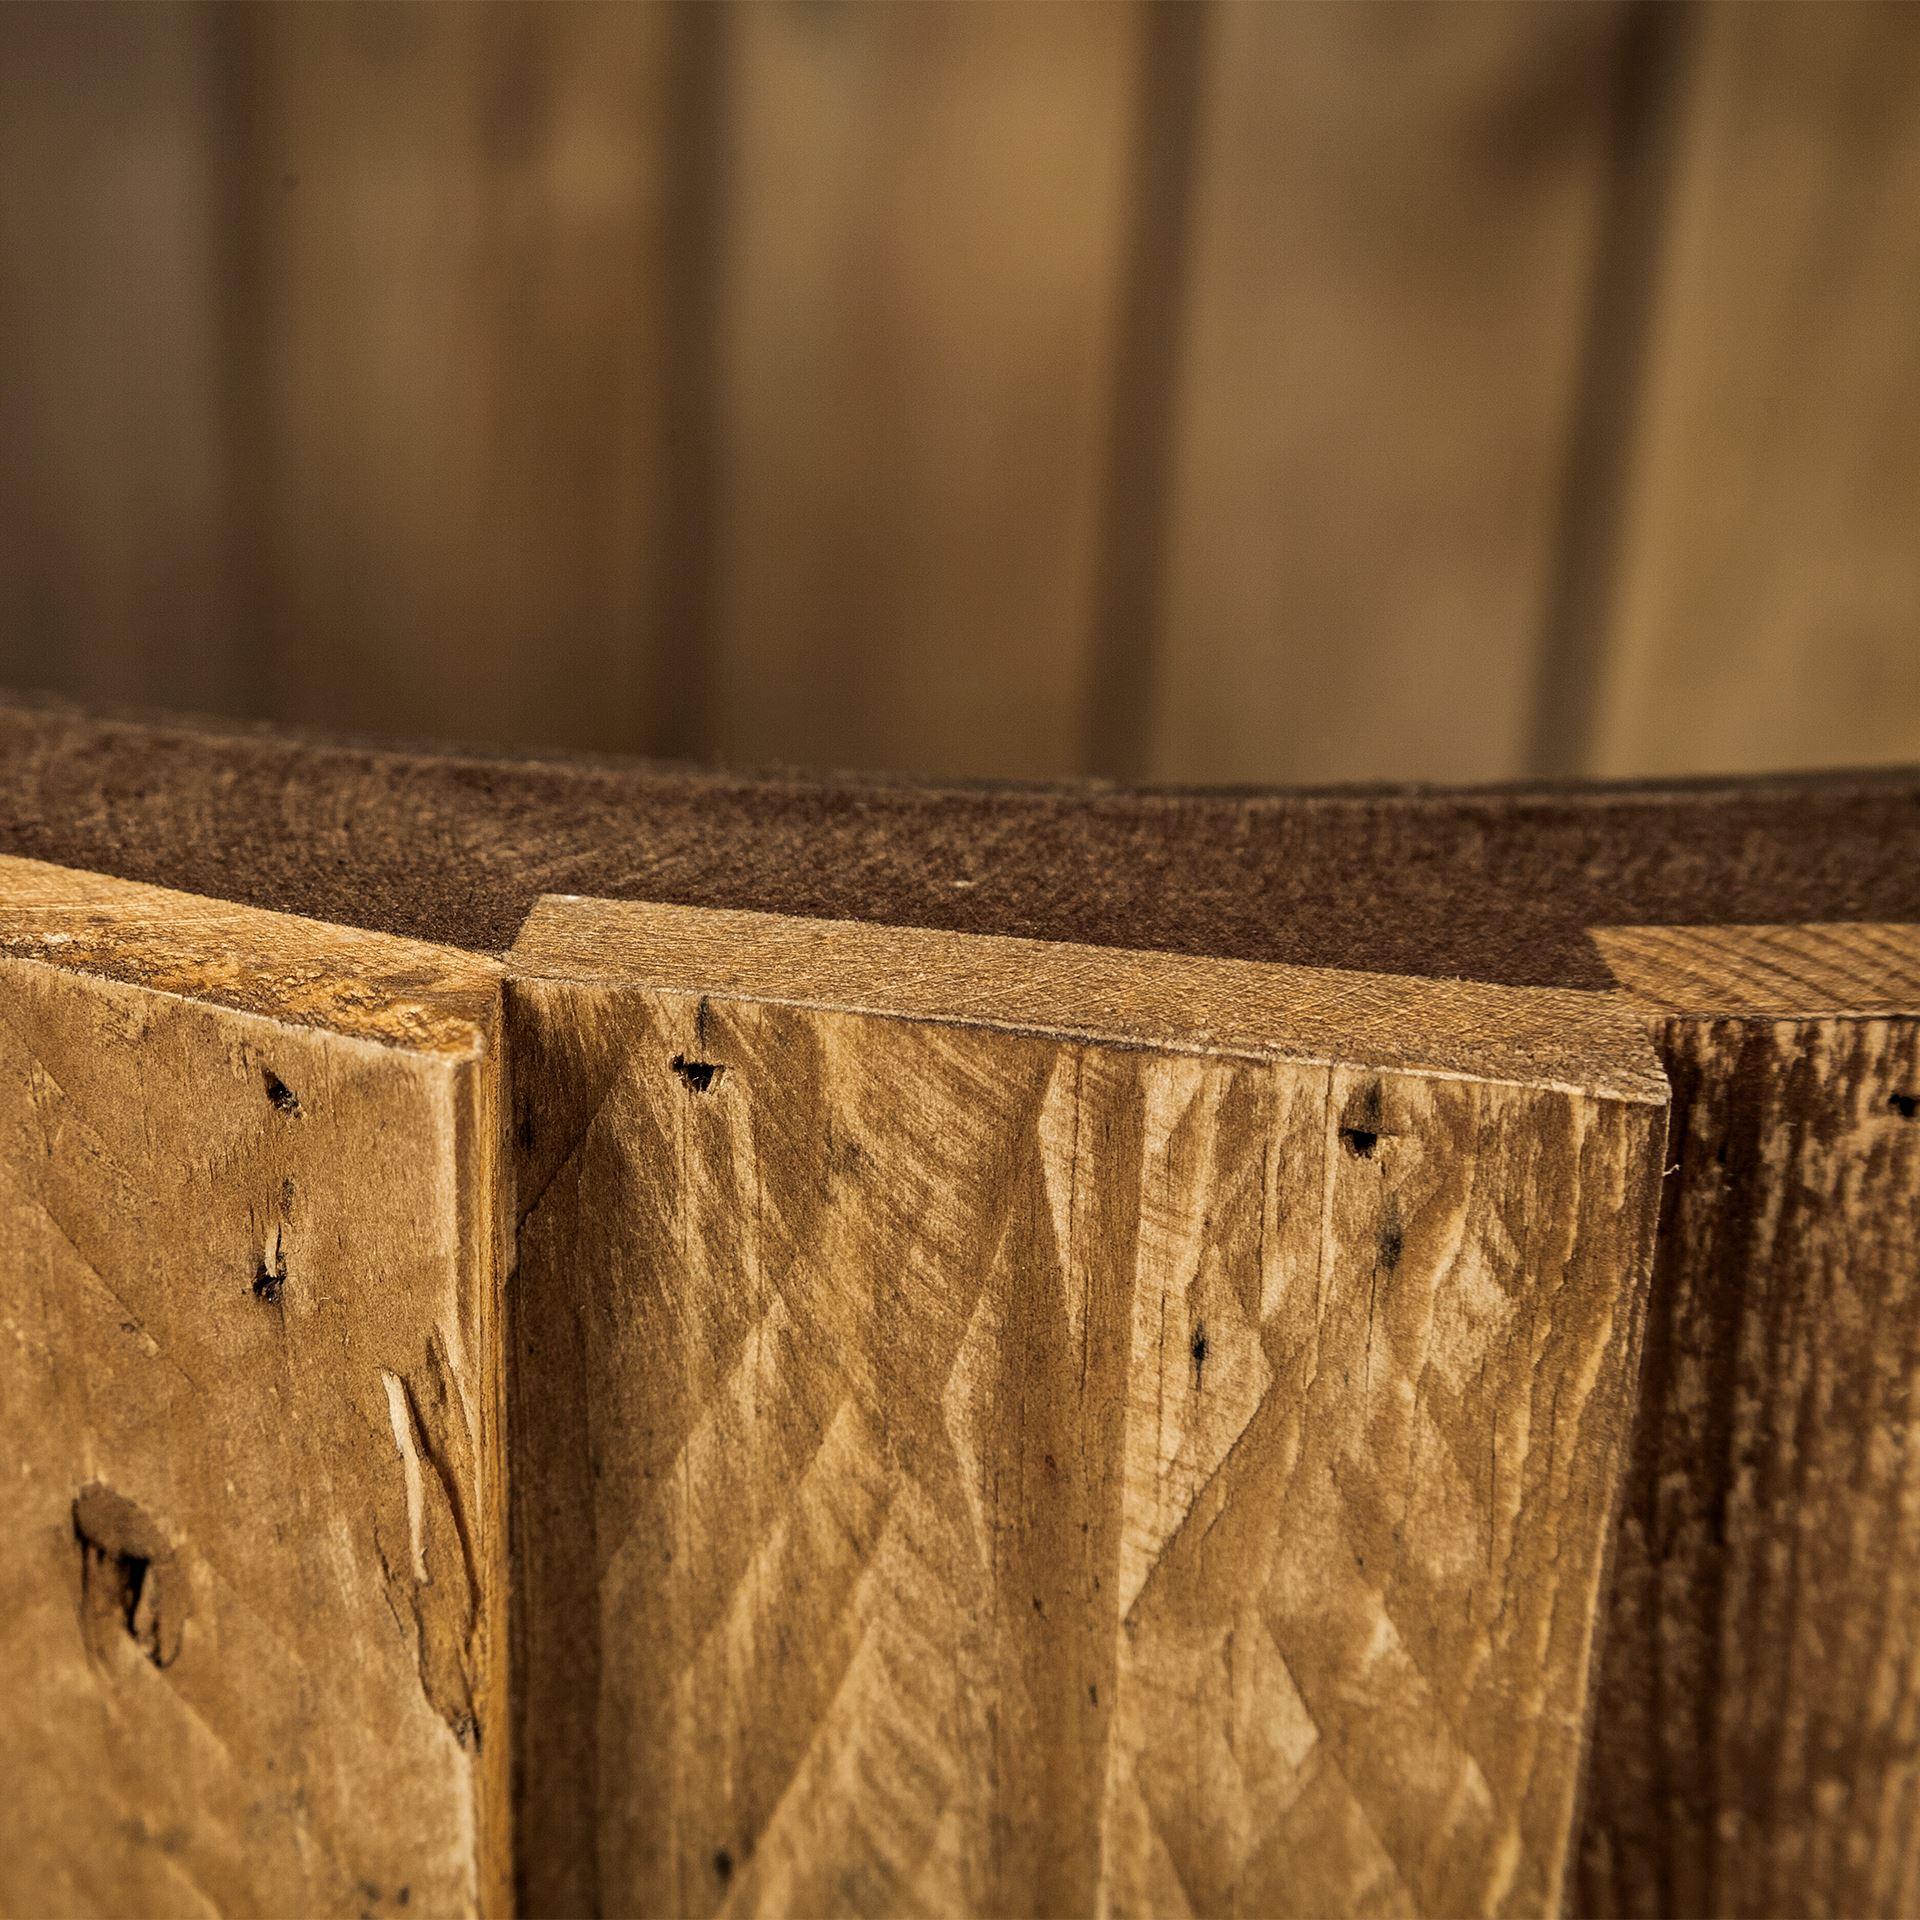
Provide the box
[0,857,510,1919]
[1579,924,1920,1918]
[12,725,1920,1918]
[505,898,1668,1918]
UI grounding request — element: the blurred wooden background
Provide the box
[1,0,1916,786]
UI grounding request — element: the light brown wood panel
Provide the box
[231,0,679,752]
[705,0,1143,779]
[1589,1,1920,777]
[1146,2,1630,786]
[0,858,510,1917]
[506,898,1667,1918]
[0,2,249,713]
[1581,923,1920,1917]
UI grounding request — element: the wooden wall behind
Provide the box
[2,0,1916,786]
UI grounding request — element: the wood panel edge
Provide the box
[0,854,514,1918]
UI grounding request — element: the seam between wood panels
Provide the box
[650,2,730,763]
[1528,0,1701,780]
[203,0,277,725]
[1083,0,1212,781]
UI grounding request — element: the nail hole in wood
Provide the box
[1341,1080,1386,1156]
[671,1055,723,1094]
[262,1068,302,1117]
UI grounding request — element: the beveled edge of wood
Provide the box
[1593,922,1920,1017]
[511,895,1670,1103]
[0,854,503,1057]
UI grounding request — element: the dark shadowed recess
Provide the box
[2,695,1918,991]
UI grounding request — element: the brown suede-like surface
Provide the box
[1,698,1917,989]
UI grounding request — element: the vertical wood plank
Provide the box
[1146,2,1630,786]
[1083,0,1212,782]
[1588,2,1920,776]
[506,899,1666,1918]
[0,859,509,1917]
[1582,924,1920,1917]
[231,0,677,753]
[0,2,248,713]
[1525,2,1696,781]
[705,0,1143,779]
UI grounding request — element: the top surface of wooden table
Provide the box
[3,695,1918,989]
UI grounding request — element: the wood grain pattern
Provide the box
[0,1,249,715]
[1596,919,1920,1019]
[1146,1,1629,785]
[1581,923,1920,1917]
[512,896,1671,1101]
[10,695,1920,991]
[9,4,1920,784]
[1588,0,1920,777]
[705,0,1143,779]
[226,0,680,752]
[0,858,510,1917]
[507,898,1667,1917]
